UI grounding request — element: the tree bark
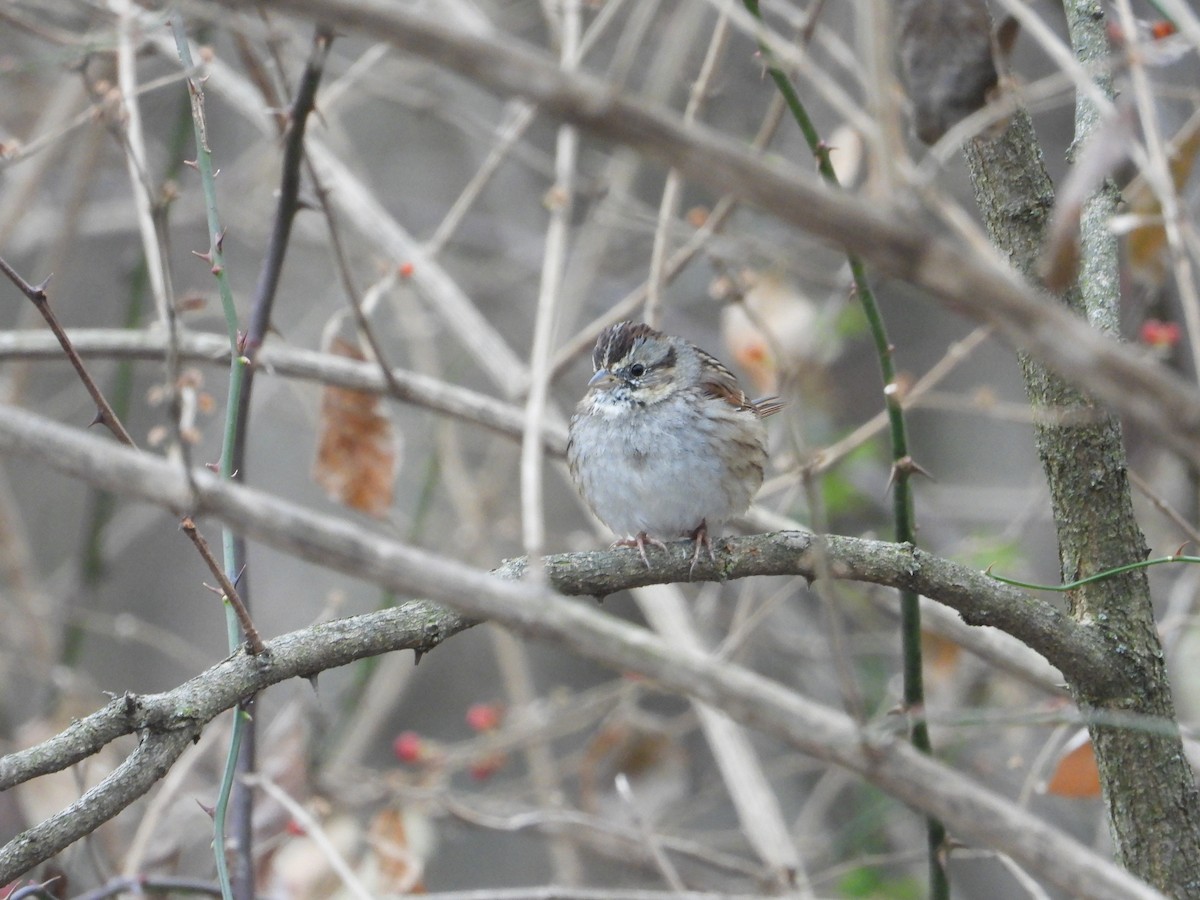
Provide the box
[964,68,1200,900]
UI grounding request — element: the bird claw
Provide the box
[613,523,715,576]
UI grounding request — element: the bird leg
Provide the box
[688,519,716,575]
[612,532,670,568]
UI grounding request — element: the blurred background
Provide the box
[1,0,1198,897]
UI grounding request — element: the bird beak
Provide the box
[588,369,618,388]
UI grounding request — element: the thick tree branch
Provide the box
[0,587,1159,898]
[1,728,200,884]
[0,600,470,880]
[199,0,1200,474]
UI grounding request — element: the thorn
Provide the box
[205,461,220,472]
[196,799,216,820]
[211,264,223,276]
[31,274,52,295]
[88,409,104,428]
[984,563,995,575]
[213,167,220,178]
[899,455,935,480]
[183,158,199,170]
[887,456,935,494]
[307,674,319,695]
[593,594,606,605]
[1174,542,1191,559]
[215,228,226,253]
[191,249,212,263]
[413,649,424,666]
[233,564,247,587]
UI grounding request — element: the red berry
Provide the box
[393,730,424,763]
[469,754,505,781]
[1139,318,1182,348]
[465,702,502,732]
[285,818,307,836]
[1151,20,1177,40]
[398,261,415,278]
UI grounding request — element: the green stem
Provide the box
[171,16,247,899]
[741,2,945,895]
[990,554,1200,591]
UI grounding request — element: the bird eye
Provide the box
[629,363,645,377]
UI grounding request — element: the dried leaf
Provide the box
[313,337,398,517]
[721,269,840,394]
[366,808,428,894]
[922,630,962,680]
[1044,730,1101,798]
[265,815,362,899]
[1123,109,1200,287]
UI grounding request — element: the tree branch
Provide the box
[0,328,564,453]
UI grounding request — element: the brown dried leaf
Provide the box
[1123,108,1200,286]
[366,808,427,894]
[313,337,397,517]
[1044,731,1101,798]
[922,630,962,680]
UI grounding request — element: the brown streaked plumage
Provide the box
[567,321,781,570]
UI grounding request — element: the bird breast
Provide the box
[568,391,767,538]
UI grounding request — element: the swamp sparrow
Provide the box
[567,321,782,567]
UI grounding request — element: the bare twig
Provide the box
[634,582,810,892]
[0,327,568,453]
[643,10,731,329]
[180,517,263,655]
[0,258,135,446]
[244,774,376,900]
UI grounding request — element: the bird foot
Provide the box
[612,532,670,568]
